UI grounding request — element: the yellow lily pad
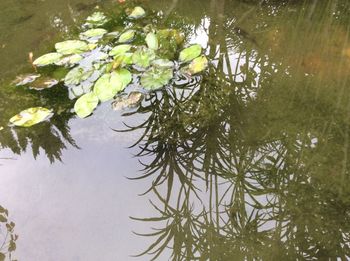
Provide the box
[9,107,53,127]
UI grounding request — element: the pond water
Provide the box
[1,0,350,260]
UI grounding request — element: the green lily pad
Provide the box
[179,44,202,63]
[156,29,183,60]
[12,74,41,86]
[33,53,63,66]
[88,43,98,51]
[145,32,158,50]
[93,73,123,102]
[109,44,132,57]
[152,59,174,68]
[9,107,53,127]
[157,29,184,45]
[55,54,83,66]
[141,67,173,90]
[128,6,146,19]
[118,30,135,43]
[80,28,107,38]
[112,91,144,110]
[64,67,94,85]
[111,68,132,89]
[29,77,59,90]
[107,51,133,71]
[122,53,133,65]
[55,40,89,55]
[132,47,156,68]
[74,92,99,118]
[86,12,109,27]
[105,31,120,38]
[188,55,208,75]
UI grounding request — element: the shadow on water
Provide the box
[0,0,350,259]
[114,0,350,259]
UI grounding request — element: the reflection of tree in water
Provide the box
[0,0,104,163]
[0,85,78,163]
[0,205,17,261]
[121,0,350,260]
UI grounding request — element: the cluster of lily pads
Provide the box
[8,6,208,127]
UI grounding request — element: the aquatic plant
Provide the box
[8,6,208,127]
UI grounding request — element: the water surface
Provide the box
[1,0,350,260]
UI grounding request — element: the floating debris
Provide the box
[12,74,41,86]
[29,77,59,90]
[112,92,144,110]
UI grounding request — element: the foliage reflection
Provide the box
[121,0,350,259]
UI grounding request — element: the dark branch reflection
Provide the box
[119,0,350,260]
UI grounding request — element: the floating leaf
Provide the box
[80,28,107,38]
[88,43,98,51]
[86,12,109,27]
[170,30,185,45]
[0,127,4,131]
[105,31,120,39]
[112,92,144,110]
[179,44,202,63]
[109,44,132,57]
[128,6,146,19]
[108,51,133,70]
[12,74,41,86]
[111,68,132,89]
[33,53,63,66]
[64,67,94,85]
[29,77,59,90]
[145,32,158,50]
[157,29,183,59]
[118,30,135,43]
[157,29,184,45]
[74,92,99,118]
[152,59,174,68]
[93,73,123,102]
[55,40,89,55]
[132,47,156,68]
[55,54,83,66]
[188,55,208,75]
[9,107,53,127]
[141,67,173,90]
[68,82,93,99]
[122,53,133,65]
